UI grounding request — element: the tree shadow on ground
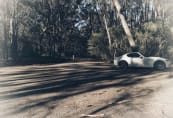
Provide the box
[0,62,171,117]
[89,88,154,116]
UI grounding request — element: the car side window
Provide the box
[127,53,140,58]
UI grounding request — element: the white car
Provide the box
[114,52,171,70]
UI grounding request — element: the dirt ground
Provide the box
[0,62,172,118]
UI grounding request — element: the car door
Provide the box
[127,53,144,67]
[143,57,155,68]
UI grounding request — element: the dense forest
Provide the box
[0,0,173,62]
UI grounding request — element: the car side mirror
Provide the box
[140,56,144,59]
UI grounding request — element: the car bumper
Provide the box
[114,60,118,66]
[166,61,172,68]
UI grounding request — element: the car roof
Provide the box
[125,52,140,55]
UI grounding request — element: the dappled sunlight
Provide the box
[0,0,173,118]
[0,0,172,117]
[0,62,171,117]
[90,88,156,114]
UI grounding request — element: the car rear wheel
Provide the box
[119,61,128,70]
[154,61,166,70]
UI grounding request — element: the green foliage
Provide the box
[110,27,131,56]
[21,43,35,57]
[135,21,172,57]
[0,0,172,62]
[88,31,111,60]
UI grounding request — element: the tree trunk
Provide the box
[112,0,136,48]
[95,0,113,54]
[11,1,18,59]
[3,18,8,60]
[103,15,112,50]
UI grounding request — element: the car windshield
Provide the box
[127,53,140,57]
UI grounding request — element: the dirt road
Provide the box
[0,62,172,118]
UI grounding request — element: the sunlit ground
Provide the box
[0,62,172,118]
